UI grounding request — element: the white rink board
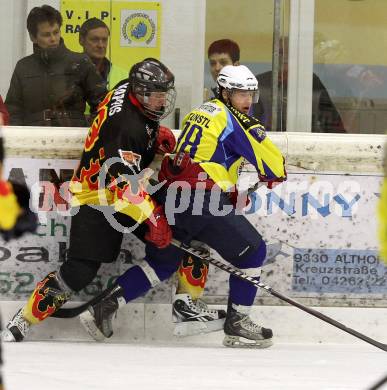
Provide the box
[1,300,387,346]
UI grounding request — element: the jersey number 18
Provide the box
[177,121,203,159]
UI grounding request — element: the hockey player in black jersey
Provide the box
[1,58,179,342]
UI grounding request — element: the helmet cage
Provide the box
[134,86,176,121]
[129,58,176,120]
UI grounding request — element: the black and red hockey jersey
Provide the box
[70,79,160,223]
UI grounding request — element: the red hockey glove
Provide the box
[228,188,250,210]
[258,168,287,189]
[144,205,172,248]
[155,126,176,154]
[258,157,287,189]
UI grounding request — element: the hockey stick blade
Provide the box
[171,239,387,353]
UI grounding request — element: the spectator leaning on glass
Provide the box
[79,18,128,91]
[5,5,106,127]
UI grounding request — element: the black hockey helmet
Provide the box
[129,58,176,120]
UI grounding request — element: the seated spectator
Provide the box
[0,96,9,126]
[205,39,240,99]
[252,38,346,133]
[5,5,106,127]
[79,18,128,91]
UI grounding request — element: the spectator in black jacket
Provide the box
[252,38,346,133]
[5,5,106,127]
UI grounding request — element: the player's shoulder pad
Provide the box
[228,105,264,130]
[228,105,266,142]
[196,99,224,117]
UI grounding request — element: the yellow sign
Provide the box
[60,0,161,72]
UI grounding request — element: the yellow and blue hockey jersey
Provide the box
[176,99,286,191]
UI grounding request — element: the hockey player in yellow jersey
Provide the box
[161,64,286,346]
[171,64,285,337]
[172,40,244,337]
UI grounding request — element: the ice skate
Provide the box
[1,309,31,342]
[1,271,72,342]
[172,293,226,336]
[223,305,273,348]
[80,285,124,342]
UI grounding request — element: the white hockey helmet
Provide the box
[217,65,259,96]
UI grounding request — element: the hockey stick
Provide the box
[52,238,387,352]
[50,238,277,318]
[51,284,116,318]
[51,183,265,319]
[171,239,387,352]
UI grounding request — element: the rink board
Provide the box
[1,301,387,346]
[0,128,386,308]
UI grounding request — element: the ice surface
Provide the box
[3,341,387,390]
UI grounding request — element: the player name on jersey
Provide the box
[109,82,129,117]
